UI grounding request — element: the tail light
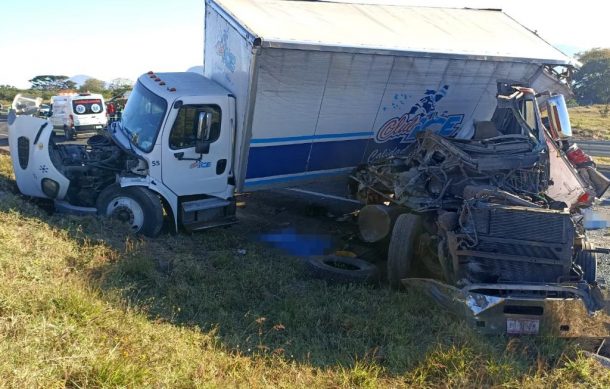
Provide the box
[69,114,74,128]
[566,145,593,167]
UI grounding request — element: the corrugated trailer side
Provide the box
[243,50,545,189]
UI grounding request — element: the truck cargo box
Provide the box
[204,0,574,191]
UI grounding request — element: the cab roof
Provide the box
[138,72,231,101]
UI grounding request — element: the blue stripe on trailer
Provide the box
[250,131,374,144]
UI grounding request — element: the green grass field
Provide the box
[0,154,608,387]
[569,105,610,140]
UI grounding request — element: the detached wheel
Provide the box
[387,213,422,289]
[306,255,379,284]
[96,184,164,237]
[576,251,598,283]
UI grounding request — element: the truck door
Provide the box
[160,96,233,197]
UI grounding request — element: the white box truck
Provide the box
[9,0,579,233]
[7,0,610,334]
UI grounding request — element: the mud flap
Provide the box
[403,278,610,337]
[7,113,70,199]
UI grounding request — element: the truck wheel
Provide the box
[576,251,598,283]
[387,213,422,289]
[64,126,75,141]
[96,184,164,237]
[305,255,379,284]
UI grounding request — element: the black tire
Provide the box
[576,251,598,283]
[64,126,75,141]
[96,184,164,237]
[306,255,379,284]
[387,213,422,289]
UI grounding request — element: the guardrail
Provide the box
[574,140,610,158]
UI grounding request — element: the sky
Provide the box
[0,0,608,89]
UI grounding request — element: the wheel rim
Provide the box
[106,196,144,232]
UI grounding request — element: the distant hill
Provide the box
[68,74,95,87]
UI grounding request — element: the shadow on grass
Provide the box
[0,169,578,383]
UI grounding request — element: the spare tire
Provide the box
[387,213,422,289]
[306,255,379,284]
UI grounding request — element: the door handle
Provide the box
[173,151,201,162]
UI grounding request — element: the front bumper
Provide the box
[404,278,610,337]
[74,124,105,133]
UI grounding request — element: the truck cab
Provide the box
[8,72,237,236]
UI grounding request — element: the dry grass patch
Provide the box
[0,154,608,387]
[569,105,610,140]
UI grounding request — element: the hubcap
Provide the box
[106,196,144,232]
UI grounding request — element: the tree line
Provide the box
[0,76,133,105]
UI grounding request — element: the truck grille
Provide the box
[17,136,29,170]
[460,203,574,283]
[471,206,570,243]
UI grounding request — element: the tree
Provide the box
[79,78,107,94]
[28,75,75,91]
[108,78,133,99]
[0,85,18,101]
[573,48,610,106]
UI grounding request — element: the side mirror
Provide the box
[195,111,212,154]
[546,95,572,139]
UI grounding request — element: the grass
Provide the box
[569,104,610,140]
[0,155,609,387]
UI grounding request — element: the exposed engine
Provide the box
[352,131,586,286]
[49,134,142,207]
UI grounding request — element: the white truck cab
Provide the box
[9,72,237,236]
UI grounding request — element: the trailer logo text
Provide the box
[216,29,236,73]
[190,161,211,169]
[375,85,464,143]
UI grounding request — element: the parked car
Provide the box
[37,104,51,118]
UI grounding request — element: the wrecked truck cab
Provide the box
[7,110,151,228]
[7,112,70,200]
[353,84,610,335]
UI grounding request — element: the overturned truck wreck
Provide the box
[354,83,610,336]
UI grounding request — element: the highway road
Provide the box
[575,140,610,158]
[0,119,7,149]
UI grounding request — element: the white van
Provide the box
[50,93,108,139]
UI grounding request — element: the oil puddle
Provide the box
[259,228,333,256]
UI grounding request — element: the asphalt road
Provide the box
[0,121,7,149]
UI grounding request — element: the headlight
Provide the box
[41,178,59,199]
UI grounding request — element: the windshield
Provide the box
[121,81,167,152]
